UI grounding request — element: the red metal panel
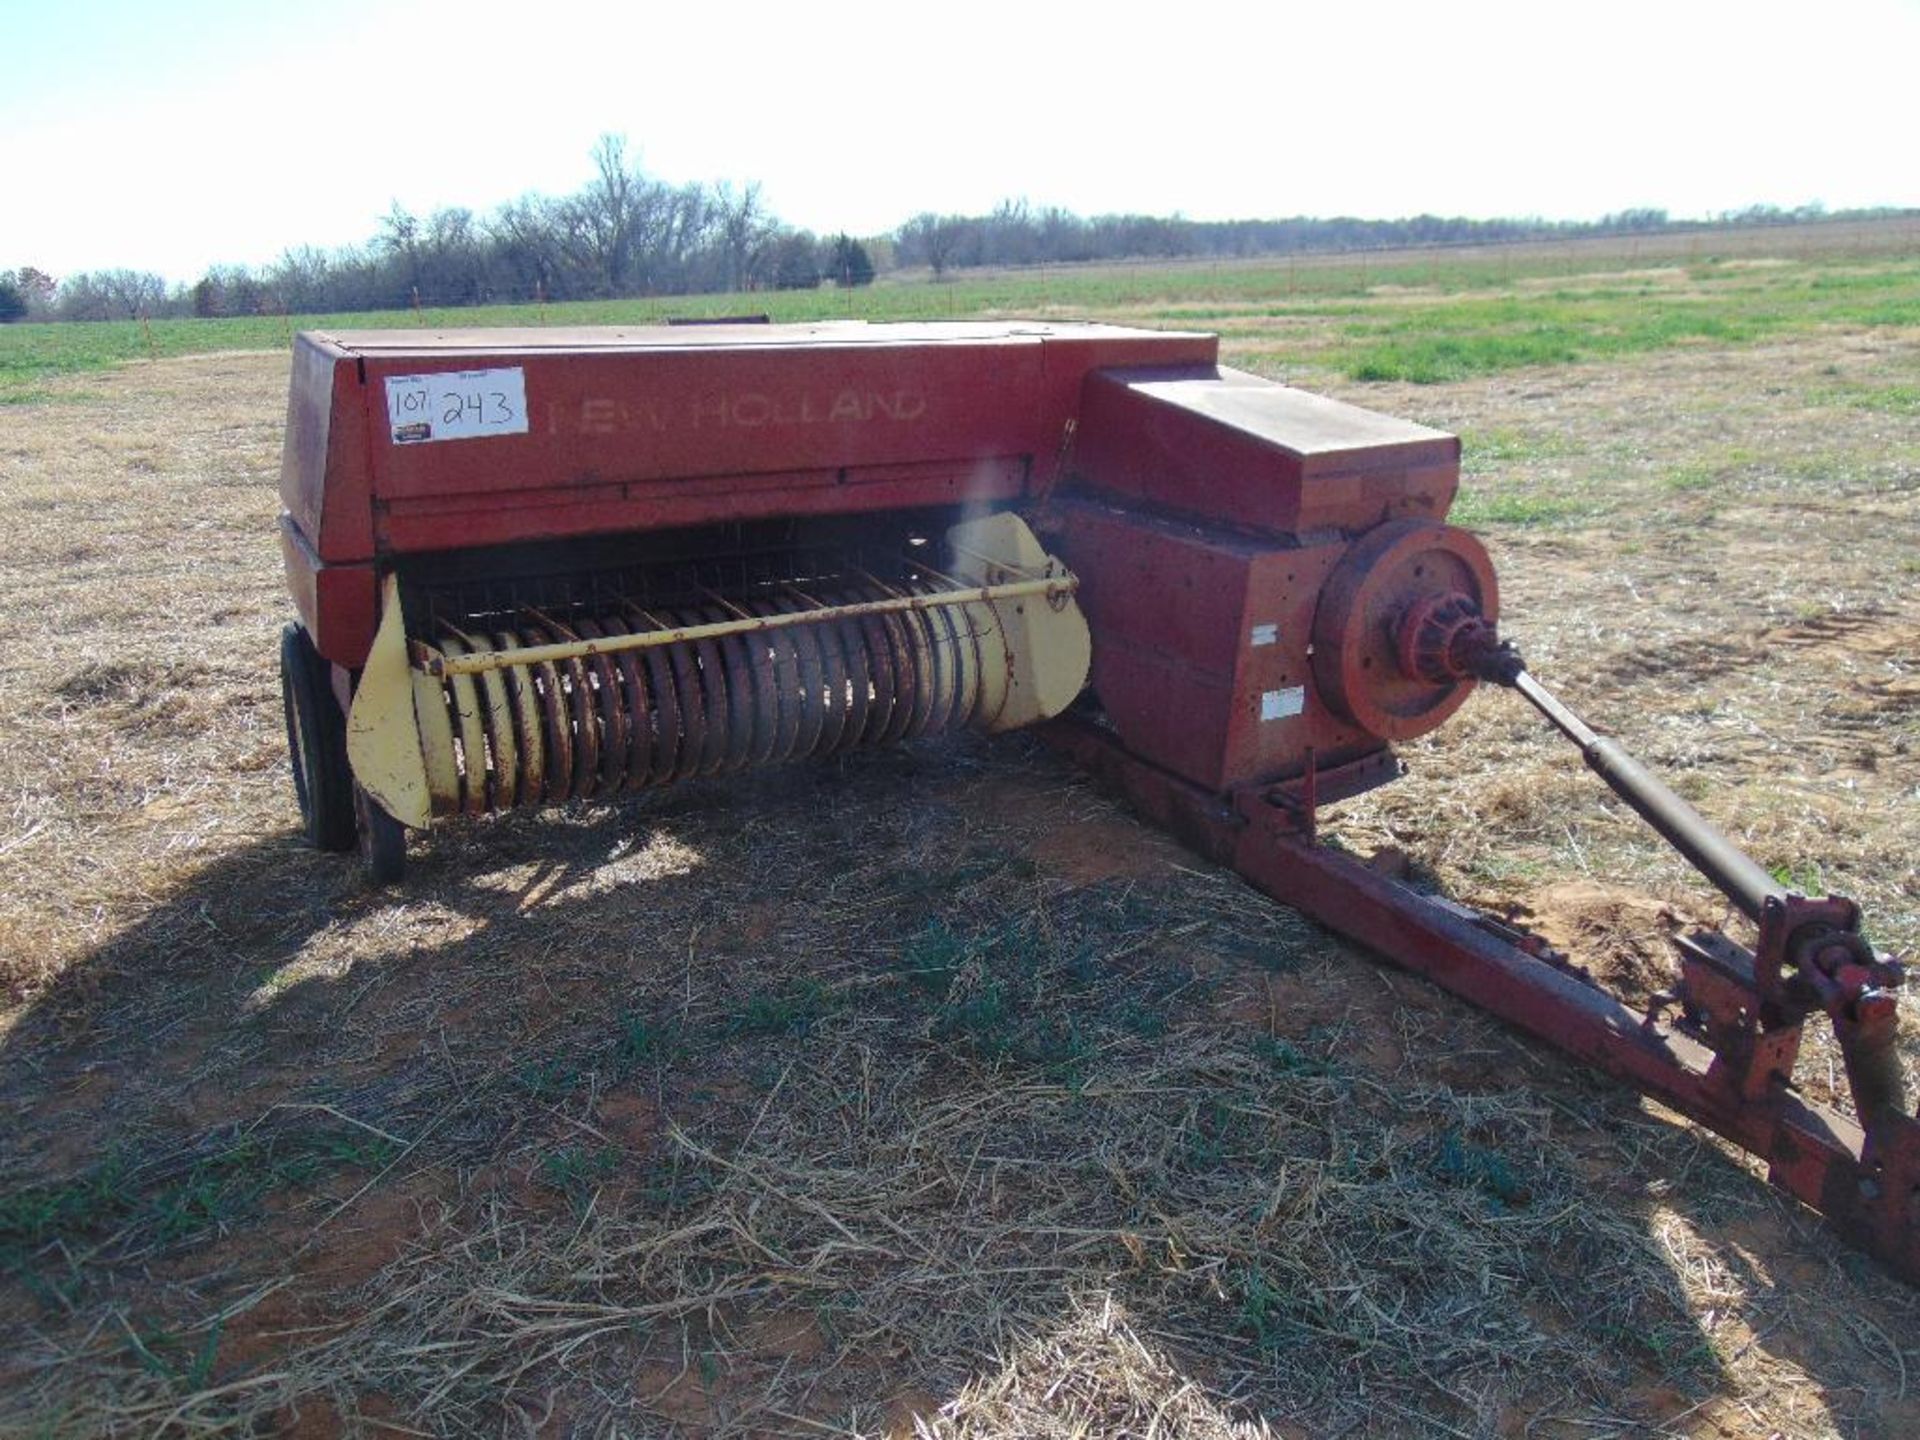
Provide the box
[1050,498,1382,792]
[361,341,1051,507]
[1072,366,1459,534]
[375,459,1031,555]
[278,334,375,563]
[1031,331,1217,490]
[279,516,377,667]
[277,334,337,547]
[293,323,1214,559]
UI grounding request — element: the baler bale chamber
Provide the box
[276,320,1920,1285]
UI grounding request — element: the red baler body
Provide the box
[281,321,1465,800]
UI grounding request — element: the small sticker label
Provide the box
[384,367,529,444]
[1260,686,1306,721]
[1250,623,1279,647]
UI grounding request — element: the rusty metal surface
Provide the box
[1310,519,1497,743]
[391,547,1083,816]
[420,573,1076,677]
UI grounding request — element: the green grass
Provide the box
[726,979,835,1037]
[1661,463,1720,493]
[536,1145,623,1208]
[0,1122,396,1279]
[1815,381,1920,416]
[1461,427,1579,473]
[5,249,1918,400]
[1449,489,1596,528]
[119,1312,226,1396]
[613,1009,682,1071]
[1327,274,1914,383]
[1657,445,1766,494]
[1431,1129,1531,1208]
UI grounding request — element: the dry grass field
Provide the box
[1,257,1917,1437]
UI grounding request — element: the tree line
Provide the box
[890,200,1887,276]
[1,136,876,323]
[0,139,1907,325]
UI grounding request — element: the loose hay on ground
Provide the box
[1,328,1918,1438]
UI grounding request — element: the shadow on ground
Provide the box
[3,737,1916,1437]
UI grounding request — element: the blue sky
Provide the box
[5,0,1917,283]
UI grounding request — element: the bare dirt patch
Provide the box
[1,335,1917,1437]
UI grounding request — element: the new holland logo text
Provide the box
[564,389,928,436]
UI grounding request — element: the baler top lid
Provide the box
[305,319,1208,358]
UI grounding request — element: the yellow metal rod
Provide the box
[417,574,1078,678]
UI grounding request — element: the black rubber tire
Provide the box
[280,622,356,852]
[355,784,408,886]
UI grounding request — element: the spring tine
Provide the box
[783,586,853,756]
[449,625,518,810]
[437,633,493,815]
[691,589,769,771]
[684,612,734,777]
[659,609,710,782]
[850,593,900,746]
[733,606,781,770]
[929,579,982,729]
[698,606,757,773]
[779,601,830,760]
[413,652,464,818]
[520,625,573,804]
[912,598,946,738]
[667,606,721,777]
[860,573,936,741]
[691,606,736,772]
[596,616,653,792]
[822,596,875,755]
[573,618,630,796]
[884,598,931,740]
[635,611,686,785]
[912,584,962,736]
[859,588,914,744]
[493,629,545,808]
[531,609,613,800]
[810,612,855,757]
[746,596,801,763]
[540,617,594,800]
[625,603,702,784]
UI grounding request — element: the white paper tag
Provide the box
[1260,686,1306,721]
[1250,623,1279,647]
[384,368,529,445]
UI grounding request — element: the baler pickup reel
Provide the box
[274,322,1916,1284]
[343,511,1089,843]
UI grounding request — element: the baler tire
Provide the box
[280,622,356,853]
[355,785,408,886]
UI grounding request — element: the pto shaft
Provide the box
[1503,668,1785,922]
[1401,597,1788,923]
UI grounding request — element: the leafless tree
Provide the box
[56,269,168,320]
[713,182,773,291]
[898,213,970,278]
